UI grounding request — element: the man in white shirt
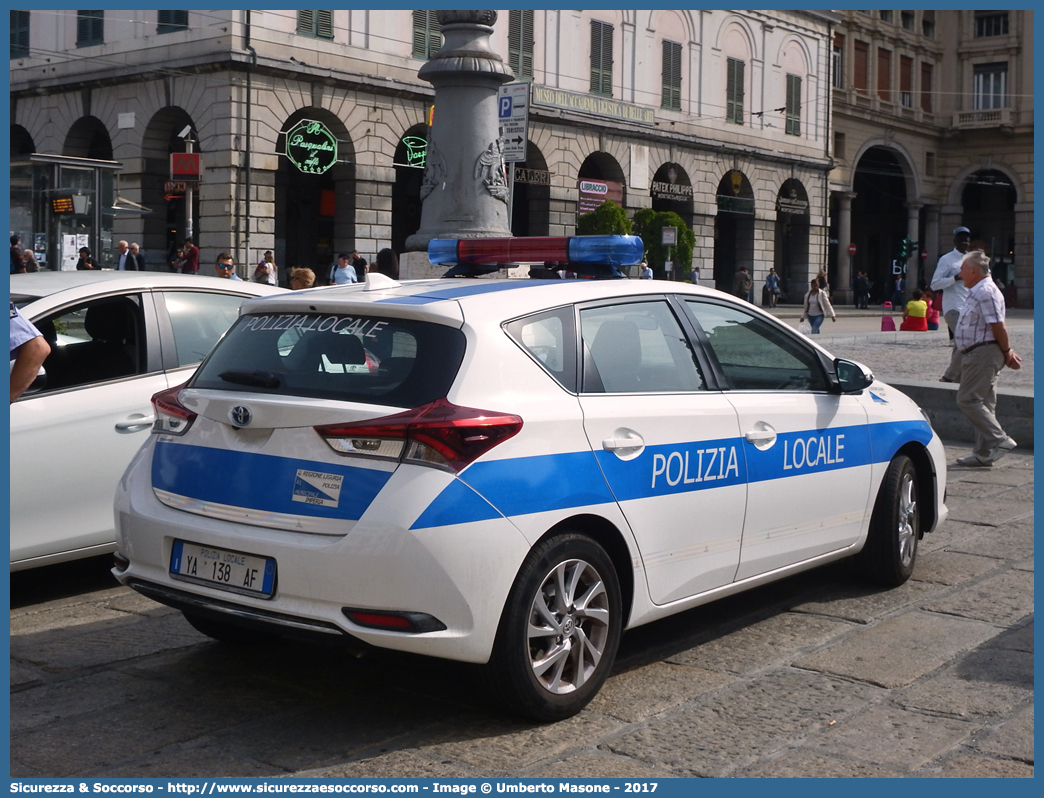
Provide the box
[115,240,130,271]
[930,226,971,382]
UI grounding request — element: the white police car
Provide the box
[113,236,948,721]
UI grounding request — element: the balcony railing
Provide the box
[953,108,1011,128]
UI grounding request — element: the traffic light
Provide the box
[897,237,918,259]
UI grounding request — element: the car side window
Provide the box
[503,306,577,390]
[580,300,704,393]
[683,300,827,391]
[163,291,247,367]
[33,295,146,392]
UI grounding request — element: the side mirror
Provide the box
[833,358,874,393]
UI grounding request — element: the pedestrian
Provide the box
[764,267,781,308]
[930,226,972,382]
[952,250,1021,467]
[732,266,752,300]
[254,251,277,285]
[816,268,830,296]
[890,274,905,308]
[351,250,368,281]
[21,249,40,273]
[11,235,24,274]
[115,240,133,270]
[214,252,242,280]
[10,301,50,402]
[688,264,700,284]
[924,289,940,331]
[289,267,316,289]
[330,253,358,285]
[128,243,146,271]
[75,247,96,270]
[800,278,836,334]
[854,271,870,309]
[899,289,929,331]
[639,261,653,280]
[169,246,184,272]
[180,237,200,274]
[372,248,400,280]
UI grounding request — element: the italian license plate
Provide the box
[170,540,276,598]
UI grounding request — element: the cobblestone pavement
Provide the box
[10,446,1032,778]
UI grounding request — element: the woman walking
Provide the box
[800,278,836,334]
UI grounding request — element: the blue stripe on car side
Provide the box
[411,419,934,528]
[152,442,391,521]
[410,480,504,529]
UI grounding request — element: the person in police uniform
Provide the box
[953,250,1021,467]
[10,302,50,403]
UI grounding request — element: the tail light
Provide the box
[315,397,523,473]
[151,383,197,435]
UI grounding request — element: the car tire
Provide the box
[182,611,271,645]
[856,454,919,587]
[486,533,622,722]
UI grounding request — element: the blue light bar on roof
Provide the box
[428,235,645,267]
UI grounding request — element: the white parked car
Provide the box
[10,271,284,570]
[113,239,947,720]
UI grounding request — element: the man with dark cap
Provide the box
[930,226,972,382]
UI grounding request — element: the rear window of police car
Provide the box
[192,312,466,407]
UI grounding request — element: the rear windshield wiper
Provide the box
[218,369,282,389]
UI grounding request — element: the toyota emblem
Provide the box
[230,405,252,427]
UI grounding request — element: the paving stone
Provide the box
[103,591,181,618]
[606,669,877,777]
[587,661,734,723]
[971,705,1035,763]
[10,662,45,689]
[303,749,479,779]
[794,611,996,689]
[921,753,1034,778]
[920,519,995,554]
[984,619,1033,653]
[417,713,622,773]
[896,670,1031,719]
[791,578,943,625]
[801,704,974,771]
[945,518,1034,560]
[10,602,129,637]
[528,752,674,778]
[911,550,999,585]
[921,570,1034,626]
[945,493,1033,526]
[665,611,851,674]
[739,747,904,777]
[86,741,286,779]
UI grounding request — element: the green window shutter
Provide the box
[11,10,30,58]
[726,57,744,124]
[158,10,188,35]
[297,10,314,35]
[316,10,333,40]
[508,10,534,80]
[590,20,613,96]
[413,10,441,59]
[786,74,801,136]
[661,40,681,110]
[77,10,103,47]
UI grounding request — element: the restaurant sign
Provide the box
[285,120,339,175]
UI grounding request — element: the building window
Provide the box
[900,55,912,107]
[661,40,682,110]
[920,62,933,112]
[157,10,187,35]
[854,40,869,93]
[590,20,613,97]
[922,11,935,38]
[901,11,914,30]
[974,11,1009,38]
[10,10,29,58]
[877,48,891,102]
[76,10,103,47]
[726,57,745,124]
[878,11,892,23]
[785,74,801,135]
[297,10,333,40]
[832,34,844,88]
[508,10,534,80]
[925,151,935,177]
[412,10,441,59]
[973,62,1007,109]
[833,131,846,160]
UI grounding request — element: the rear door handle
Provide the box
[115,415,155,431]
[744,430,775,443]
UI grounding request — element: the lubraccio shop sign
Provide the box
[285,120,338,174]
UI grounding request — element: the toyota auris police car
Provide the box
[114,235,947,721]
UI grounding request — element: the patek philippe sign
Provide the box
[532,85,656,126]
[651,180,694,200]
[285,120,338,175]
